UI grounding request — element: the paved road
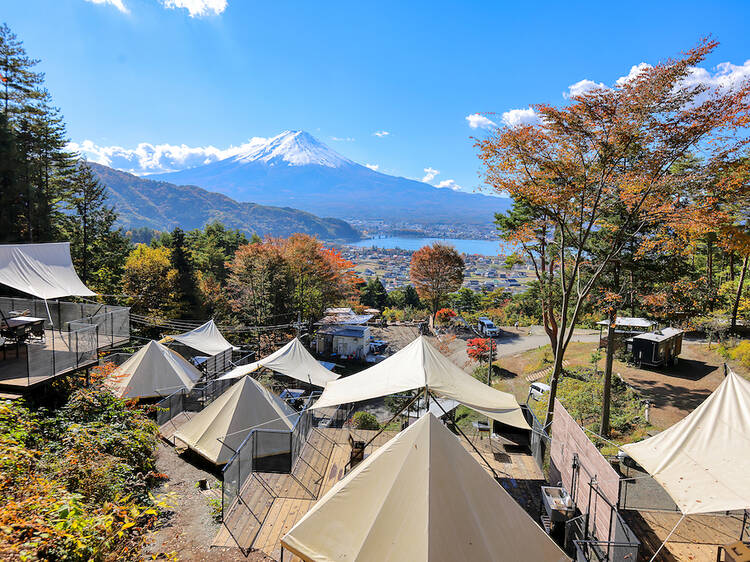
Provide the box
[434,325,600,371]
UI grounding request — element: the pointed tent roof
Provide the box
[311,336,529,430]
[0,242,95,300]
[106,340,202,399]
[622,368,750,515]
[218,338,339,388]
[173,375,299,465]
[169,319,238,356]
[281,413,569,562]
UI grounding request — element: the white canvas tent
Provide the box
[622,368,750,515]
[0,242,95,300]
[173,375,299,465]
[311,336,529,431]
[105,340,202,399]
[281,413,569,562]
[168,319,237,356]
[218,338,339,388]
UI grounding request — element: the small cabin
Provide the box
[596,317,657,349]
[630,327,683,368]
[315,325,370,360]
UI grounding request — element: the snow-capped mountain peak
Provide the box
[231,130,354,168]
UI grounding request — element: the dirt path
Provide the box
[143,443,270,561]
[614,342,726,429]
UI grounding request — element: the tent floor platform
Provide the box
[214,425,546,560]
[0,330,129,391]
[624,510,747,561]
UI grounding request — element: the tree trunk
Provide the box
[731,255,749,332]
[600,309,617,438]
[543,337,565,433]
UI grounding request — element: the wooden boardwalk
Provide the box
[214,425,545,560]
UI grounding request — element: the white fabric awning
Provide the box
[0,242,95,300]
[623,368,750,515]
[311,336,529,431]
[105,340,202,399]
[218,338,339,388]
[169,319,238,356]
[281,413,569,562]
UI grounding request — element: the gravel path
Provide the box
[143,443,270,561]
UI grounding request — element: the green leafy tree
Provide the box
[122,245,180,318]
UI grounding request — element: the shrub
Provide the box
[721,340,750,370]
[352,411,380,430]
[435,308,457,325]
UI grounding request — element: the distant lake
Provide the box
[348,237,507,256]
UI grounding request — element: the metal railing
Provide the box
[155,377,236,428]
[221,395,319,520]
[0,296,130,386]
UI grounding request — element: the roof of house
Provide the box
[596,317,657,329]
[318,325,369,338]
[633,327,683,342]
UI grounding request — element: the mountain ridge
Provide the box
[90,162,361,241]
[147,130,509,224]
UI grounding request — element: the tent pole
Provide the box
[343,392,422,473]
[429,391,503,480]
[43,299,53,330]
[648,513,685,562]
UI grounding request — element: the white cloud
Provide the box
[373,130,390,137]
[615,62,652,86]
[564,79,606,99]
[435,179,461,191]
[330,136,355,142]
[161,0,227,17]
[680,59,750,97]
[465,113,496,129]
[68,137,267,175]
[365,163,379,171]
[422,167,439,183]
[501,107,540,127]
[84,0,129,13]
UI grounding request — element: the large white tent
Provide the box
[168,319,237,356]
[281,413,569,562]
[218,338,339,388]
[623,368,750,515]
[0,242,95,300]
[311,336,529,430]
[173,375,299,465]
[105,340,202,399]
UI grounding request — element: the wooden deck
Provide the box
[0,330,129,390]
[214,425,546,560]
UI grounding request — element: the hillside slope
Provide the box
[90,163,360,241]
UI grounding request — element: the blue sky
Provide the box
[4,0,750,192]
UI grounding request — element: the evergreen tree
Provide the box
[0,112,22,242]
[170,227,201,318]
[62,162,130,293]
[360,277,388,309]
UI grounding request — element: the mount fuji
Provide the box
[148,131,508,224]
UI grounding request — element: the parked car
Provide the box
[477,317,500,337]
[529,382,551,401]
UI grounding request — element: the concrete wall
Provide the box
[549,399,621,543]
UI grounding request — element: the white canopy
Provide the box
[623,368,750,515]
[169,319,237,356]
[281,413,569,562]
[311,337,529,431]
[218,338,339,388]
[173,375,298,465]
[0,242,95,300]
[105,340,202,399]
